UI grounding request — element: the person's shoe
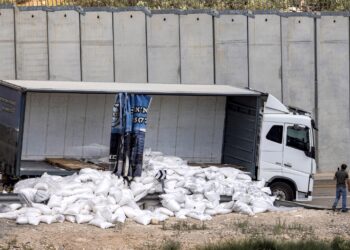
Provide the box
[332,206,336,211]
[341,208,348,213]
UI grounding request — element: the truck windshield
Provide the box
[286,126,309,152]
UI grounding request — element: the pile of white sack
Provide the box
[0,150,281,228]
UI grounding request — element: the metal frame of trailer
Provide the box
[0,80,265,179]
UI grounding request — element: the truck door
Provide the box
[259,122,284,178]
[282,124,312,195]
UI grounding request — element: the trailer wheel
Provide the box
[270,182,294,201]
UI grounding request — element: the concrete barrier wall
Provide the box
[281,16,315,115]
[16,10,48,80]
[180,14,214,84]
[249,14,282,99]
[0,9,15,79]
[317,16,350,171]
[81,11,114,82]
[114,11,147,82]
[48,11,81,81]
[2,7,350,170]
[215,14,248,87]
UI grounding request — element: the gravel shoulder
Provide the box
[1,209,349,250]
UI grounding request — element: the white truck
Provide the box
[259,95,316,201]
[0,80,316,201]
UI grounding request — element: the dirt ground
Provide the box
[0,208,350,250]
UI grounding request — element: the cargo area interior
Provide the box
[18,92,260,178]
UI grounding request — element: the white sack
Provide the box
[32,203,52,215]
[28,216,41,226]
[34,182,49,191]
[34,190,50,203]
[161,199,180,212]
[65,215,76,223]
[118,190,134,206]
[134,213,152,225]
[9,203,22,211]
[154,207,174,217]
[232,201,254,216]
[175,209,190,219]
[16,216,28,224]
[122,206,139,219]
[111,208,126,223]
[18,188,37,203]
[89,217,114,229]
[151,212,169,222]
[0,211,19,219]
[40,215,56,224]
[76,214,94,224]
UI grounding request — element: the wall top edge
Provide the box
[320,11,350,17]
[0,5,347,17]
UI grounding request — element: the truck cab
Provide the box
[259,95,316,201]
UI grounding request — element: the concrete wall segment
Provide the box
[281,16,315,116]
[15,10,48,80]
[248,14,282,99]
[114,11,147,83]
[214,14,248,87]
[0,8,15,79]
[48,10,80,81]
[317,16,350,172]
[80,11,114,82]
[180,13,214,85]
[147,13,180,84]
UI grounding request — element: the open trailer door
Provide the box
[0,83,25,177]
[222,95,262,179]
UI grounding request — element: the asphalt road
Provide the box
[300,179,349,208]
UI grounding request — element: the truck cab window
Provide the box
[266,125,283,144]
[287,125,309,151]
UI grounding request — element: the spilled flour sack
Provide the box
[0,150,281,229]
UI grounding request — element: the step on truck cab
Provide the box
[0,80,316,201]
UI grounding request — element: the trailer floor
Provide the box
[0,209,349,250]
[20,161,74,177]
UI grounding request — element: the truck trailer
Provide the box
[0,80,316,201]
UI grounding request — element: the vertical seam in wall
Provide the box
[79,13,83,81]
[314,17,319,167]
[145,13,149,83]
[247,16,250,88]
[178,14,182,84]
[212,16,216,84]
[13,7,17,80]
[46,10,50,80]
[112,13,116,82]
[280,16,284,102]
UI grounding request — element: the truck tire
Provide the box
[269,182,294,201]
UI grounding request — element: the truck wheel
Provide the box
[269,182,294,201]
